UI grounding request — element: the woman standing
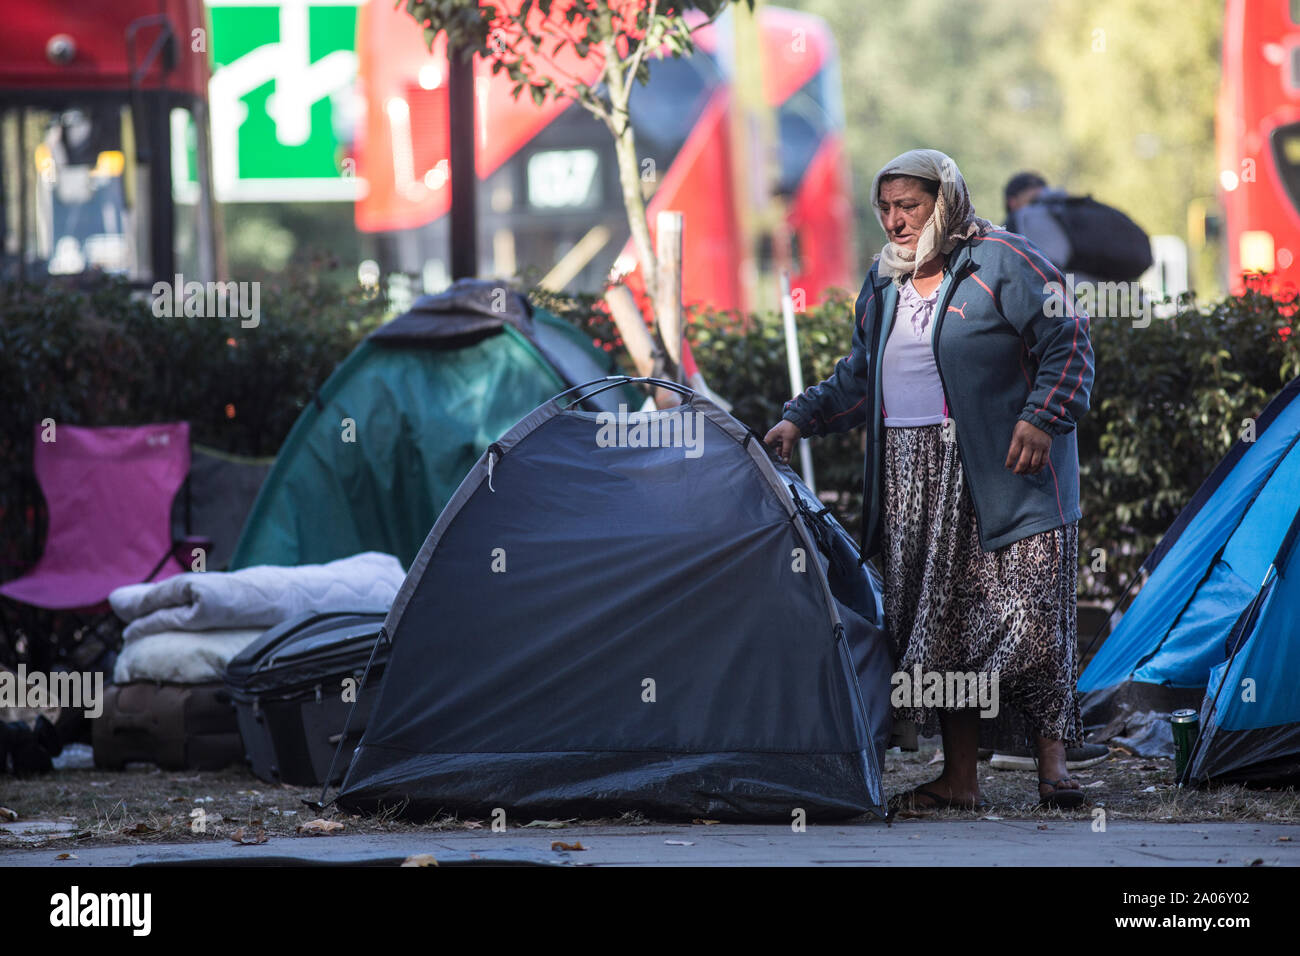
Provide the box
[764,149,1093,810]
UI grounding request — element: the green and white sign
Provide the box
[206,0,361,202]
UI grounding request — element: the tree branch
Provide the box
[619,0,659,100]
[686,3,731,37]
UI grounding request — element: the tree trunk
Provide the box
[599,28,674,378]
[611,119,658,322]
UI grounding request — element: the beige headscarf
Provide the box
[870,149,995,286]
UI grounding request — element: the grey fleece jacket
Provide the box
[782,229,1094,561]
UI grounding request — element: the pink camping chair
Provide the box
[1,423,201,666]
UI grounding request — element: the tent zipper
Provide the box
[487,443,502,492]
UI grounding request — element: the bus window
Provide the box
[170,106,218,281]
[776,74,835,197]
[1,102,150,282]
[629,53,720,163]
[1271,122,1300,215]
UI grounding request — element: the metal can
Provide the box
[1171,709,1200,782]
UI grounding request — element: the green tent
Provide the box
[229,281,638,570]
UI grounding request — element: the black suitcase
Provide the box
[224,610,389,786]
[93,682,243,771]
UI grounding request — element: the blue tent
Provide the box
[1079,377,1300,785]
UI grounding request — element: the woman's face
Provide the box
[877,177,937,251]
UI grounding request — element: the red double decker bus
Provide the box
[0,0,220,285]
[1218,0,1300,296]
[353,2,854,314]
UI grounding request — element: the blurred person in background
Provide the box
[1004,171,1153,293]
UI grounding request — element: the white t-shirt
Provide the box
[881,277,947,427]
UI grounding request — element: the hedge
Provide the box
[0,266,387,580]
[3,274,1297,605]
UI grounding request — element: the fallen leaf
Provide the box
[1141,785,1157,793]
[522,819,574,829]
[1084,780,1105,788]
[231,827,268,845]
[692,819,721,826]
[551,841,586,851]
[665,840,694,846]
[167,796,188,803]
[120,823,154,835]
[928,749,945,765]
[0,807,17,821]
[1279,836,1292,842]
[981,815,1003,821]
[55,853,77,860]
[1037,824,1049,830]
[462,821,484,830]
[296,819,344,836]
[401,854,438,867]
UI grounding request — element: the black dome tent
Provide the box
[334,378,893,821]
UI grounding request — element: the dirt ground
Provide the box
[2,743,1296,852]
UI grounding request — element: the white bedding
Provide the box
[109,551,404,642]
[113,629,265,684]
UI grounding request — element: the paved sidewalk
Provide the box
[2,820,1297,866]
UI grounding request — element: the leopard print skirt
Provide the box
[881,422,1083,746]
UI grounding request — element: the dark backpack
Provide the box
[1014,195,1153,281]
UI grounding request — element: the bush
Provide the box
[5,269,1296,608]
[1075,284,1298,596]
[0,266,387,582]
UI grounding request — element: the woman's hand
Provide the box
[763,420,802,463]
[1005,420,1052,474]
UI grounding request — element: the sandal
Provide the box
[1038,776,1086,809]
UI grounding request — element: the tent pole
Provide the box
[780,270,815,492]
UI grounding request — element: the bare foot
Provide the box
[889,774,984,811]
